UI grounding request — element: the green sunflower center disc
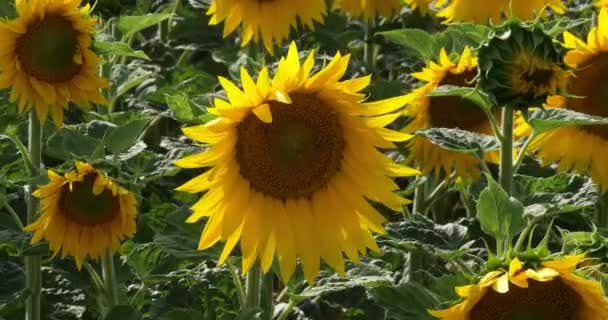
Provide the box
[17,15,81,83]
[235,93,345,199]
[567,52,608,139]
[60,174,121,226]
[428,70,489,130]
[469,278,581,320]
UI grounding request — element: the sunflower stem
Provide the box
[245,264,262,309]
[364,18,377,73]
[101,250,119,309]
[25,111,42,320]
[413,179,426,215]
[499,107,514,196]
[260,271,274,320]
[227,261,247,308]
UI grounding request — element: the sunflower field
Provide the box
[4,0,608,319]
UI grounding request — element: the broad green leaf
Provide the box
[428,85,494,110]
[165,94,207,124]
[94,41,150,60]
[416,128,499,159]
[61,129,104,160]
[106,118,151,154]
[378,29,436,59]
[105,305,142,320]
[514,174,598,218]
[125,242,172,279]
[526,108,608,133]
[117,14,173,39]
[476,178,525,241]
[369,282,438,320]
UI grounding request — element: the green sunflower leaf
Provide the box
[427,85,494,111]
[416,128,500,160]
[477,177,525,241]
[526,108,608,133]
[377,29,436,59]
[117,14,173,39]
[106,118,151,155]
[93,40,150,60]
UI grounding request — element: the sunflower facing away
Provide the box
[207,0,326,54]
[0,0,108,127]
[175,43,419,284]
[434,0,566,23]
[429,256,608,320]
[403,47,497,179]
[334,0,404,20]
[517,8,608,193]
[24,162,137,269]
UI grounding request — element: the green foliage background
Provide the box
[2,0,608,319]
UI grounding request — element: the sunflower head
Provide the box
[175,42,419,284]
[334,0,404,20]
[24,161,137,269]
[207,0,326,54]
[0,0,108,127]
[518,8,608,193]
[478,21,568,110]
[434,0,566,24]
[429,256,608,320]
[403,47,498,179]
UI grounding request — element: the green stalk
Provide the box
[412,181,426,215]
[245,265,262,309]
[101,250,119,309]
[25,111,42,320]
[499,108,514,196]
[364,18,377,73]
[497,107,515,258]
[260,271,274,320]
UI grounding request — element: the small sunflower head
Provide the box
[478,21,569,110]
[24,161,137,269]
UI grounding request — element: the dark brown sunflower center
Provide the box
[16,15,81,83]
[567,52,608,140]
[235,93,345,199]
[522,68,554,87]
[470,278,582,320]
[59,174,121,226]
[428,70,488,130]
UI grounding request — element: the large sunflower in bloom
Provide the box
[517,8,608,193]
[429,256,608,320]
[598,0,608,8]
[175,43,419,284]
[207,0,326,54]
[335,0,404,20]
[24,162,137,269]
[0,0,108,127]
[403,47,497,179]
[434,0,566,23]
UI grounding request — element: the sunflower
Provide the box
[434,0,566,23]
[517,8,608,193]
[429,256,608,320]
[598,0,608,8]
[403,47,497,179]
[334,0,404,20]
[477,21,568,109]
[0,0,108,127]
[175,42,419,284]
[24,162,137,269]
[207,0,326,54]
